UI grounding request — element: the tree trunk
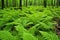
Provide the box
[34,0,36,5]
[12,0,16,7]
[44,0,47,7]
[2,0,4,9]
[26,0,27,7]
[20,0,22,10]
[6,0,8,7]
[54,0,56,6]
[51,0,54,7]
[57,0,59,7]
[58,0,60,6]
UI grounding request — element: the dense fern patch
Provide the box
[0,7,60,40]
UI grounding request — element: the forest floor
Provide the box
[0,6,60,40]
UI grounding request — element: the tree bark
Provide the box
[34,0,36,5]
[56,0,59,7]
[6,0,8,7]
[26,0,27,7]
[19,0,22,10]
[12,0,16,7]
[2,0,4,9]
[44,0,47,7]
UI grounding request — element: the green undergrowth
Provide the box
[0,7,60,40]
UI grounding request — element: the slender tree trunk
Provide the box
[2,0,4,9]
[26,0,27,7]
[24,0,25,6]
[38,0,40,6]
[20,0,22,10]
[44,0,47,7]
[29,0,30,6]
[57,0,59,7]
[53,0,55,7]
[6,0,8,7]
[12,0,16,7]
[51,0,54,8]
[59,0,60,6]
[29,1,32,6]
[34,0,36,5]
[54,0,55,6]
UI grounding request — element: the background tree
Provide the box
[23,0,25,6]
[54,0,56,6]
[26,0,27,7]
[6,0,8,7]
[12,0,16,7]
[58,0,60,6]
[29,1,32,6]
[44,0,47,7]
[56,0,60,7]
[2,0,4,9]
[34,0,36,5]
[20,0,22,10]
